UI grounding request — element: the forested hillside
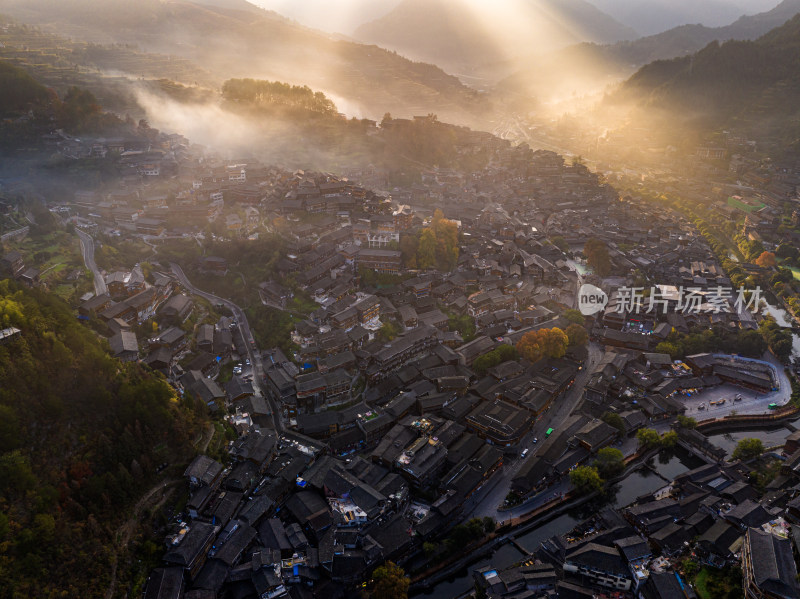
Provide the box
[0,59,50,116]
[0,58,133,146]
[498,0,800,105]
[609,13,800,151]
[0,280,207,598]
[222,78,338,116]
[0,0,489,124]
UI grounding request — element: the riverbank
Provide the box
[408,445,665,593]
[696,405,800,434]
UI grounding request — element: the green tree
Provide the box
[584,237,611,277]
[0,60,50,117]
[222,78,337,115]
[445,518,487,553]
[399,232,419,269]
[448,312,475,342]
[0,450,37,497]
[594,447,625,477]
[483,517,496,533]
[733,438,764,461]
[58,86,102,131]
[551,236,569,252]
[736,329,767,357]
[0,511,8,541]
[759,317,793,362]
[681,558,700,577]
[422,542,437,558]
[569,465,604,495]
[368,561,409,599]
[677,415,697,429]
[378,320,400,342]
[563,309,585,325]
[416,228,437,270]
[0,404,21,452]
[660,430,679,448]
[566,323,588,346]
[602,411,626,435]
[654,341,682,359]
[771,337,793,361]
[472,344,518,376]
[431,209,460,270]
[770,269,795,286]
[776,243,799,260]
[0,280,209,598]
[636,428,661,450]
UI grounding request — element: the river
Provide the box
[414,304,800,598]
[763,302,800,359]
[705,410,800,457]
[412,449,704,598]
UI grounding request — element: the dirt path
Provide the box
[104,424,215,598]
[197,422,215,453]
[194,422,217,453]
[104,477,182,599]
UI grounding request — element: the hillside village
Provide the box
[5,0,800,598]
[3,113,800,599]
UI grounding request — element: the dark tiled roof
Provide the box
[565,543,627,576]
[144,567,184,599]
[747,527,800,598]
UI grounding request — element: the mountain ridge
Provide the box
[353,0,638,74]
[608,13,800,153]
[591,0,782,36]
[0,0,489,124]
[498,0,800,103]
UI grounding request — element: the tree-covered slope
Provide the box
[0,280,207,598]
[0,59,50,117]
[0,0,487,123]
[498,0,800,104]
[609,13,800,147]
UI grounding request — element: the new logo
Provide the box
[578,284,608,316]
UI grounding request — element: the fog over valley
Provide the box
[2,2,800,599]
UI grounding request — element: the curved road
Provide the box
[465,342,604,521]
[169,263,283,433]
[171,258,601,517]
[77,229,107,296]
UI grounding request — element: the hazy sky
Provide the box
[250,0,783,36]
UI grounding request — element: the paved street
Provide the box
[77,229,107,296]
[170,262,284,433]
[678,354,790,418]
[465,342,604,520]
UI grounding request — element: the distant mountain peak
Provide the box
[354,0,637,73]
[187,0,262,11]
